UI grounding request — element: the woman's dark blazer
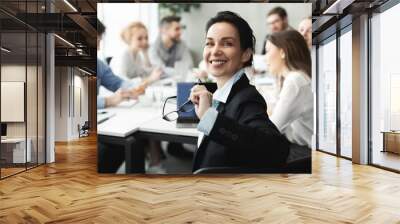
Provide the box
[193,74,290,172]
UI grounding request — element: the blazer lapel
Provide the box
[193,73,250,171]
[225,74,250,105]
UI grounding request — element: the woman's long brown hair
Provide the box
[267,30,311,78]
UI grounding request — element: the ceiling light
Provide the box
[78,67,92,76]
[54,34,75,48]
[63,0,78,12]
[1,47,11,53]
[323,0,354,15]
[76,48,85,55]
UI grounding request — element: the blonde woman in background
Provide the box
[110,21,162,83]
[110,22,166,173]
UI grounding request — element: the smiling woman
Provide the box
[203,23,251,88]
[189,11,290,173]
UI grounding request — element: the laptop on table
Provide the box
[176,82,217,128]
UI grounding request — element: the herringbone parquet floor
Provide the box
[0,135,400,223]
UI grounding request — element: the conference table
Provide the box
[97,75,276,173]
[97,85,199,173]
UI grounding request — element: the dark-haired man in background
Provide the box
[149,15,193,80]
[261,6,293,54]
[149,16,195,159]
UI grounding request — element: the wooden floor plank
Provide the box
[0,135,399,223]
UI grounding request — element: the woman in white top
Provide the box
[110,21,162,80]
[265,30,313,148]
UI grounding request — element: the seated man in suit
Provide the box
[189,11,289,173]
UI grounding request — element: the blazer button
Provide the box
[232,134,238,141]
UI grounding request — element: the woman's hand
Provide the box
[105,90,125,107]
[189,85,213,119]
[148,68,163,83]
[127,84,145,100]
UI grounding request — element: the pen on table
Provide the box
[98,117,110,124]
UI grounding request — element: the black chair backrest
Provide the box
[194,144,312,174]
[82,121,90,129]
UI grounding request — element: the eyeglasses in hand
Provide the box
[162,96,194,121]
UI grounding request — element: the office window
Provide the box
[0,1,46,179]
[370,3,400,171]
[339,28,352,158]
[1,31,28,178]
[311,46,317,150]
[317,36,337,154]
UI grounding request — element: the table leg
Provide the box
[125,136,145,173]
[382,132,386,152]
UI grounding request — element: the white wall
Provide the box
[55,67,68,141]
[1,64,46,164]
[54,67,89,141]
[77,75,89,125]
[181,3,311,64]
[1,65,41,136]
[72,74,89,138]
[98,3,159,60]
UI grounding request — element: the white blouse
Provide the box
[270,71,313,148]
[110,48,153,80]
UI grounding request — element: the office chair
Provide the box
[193,144,311,174]
[78,121,90,138]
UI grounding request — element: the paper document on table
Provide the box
[117,99,138,108]
[97,111,116,124]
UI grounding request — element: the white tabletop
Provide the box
[1,138,27,143]
[97,85,199,138]
[97,104,159,137]
[139,117,198,137]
